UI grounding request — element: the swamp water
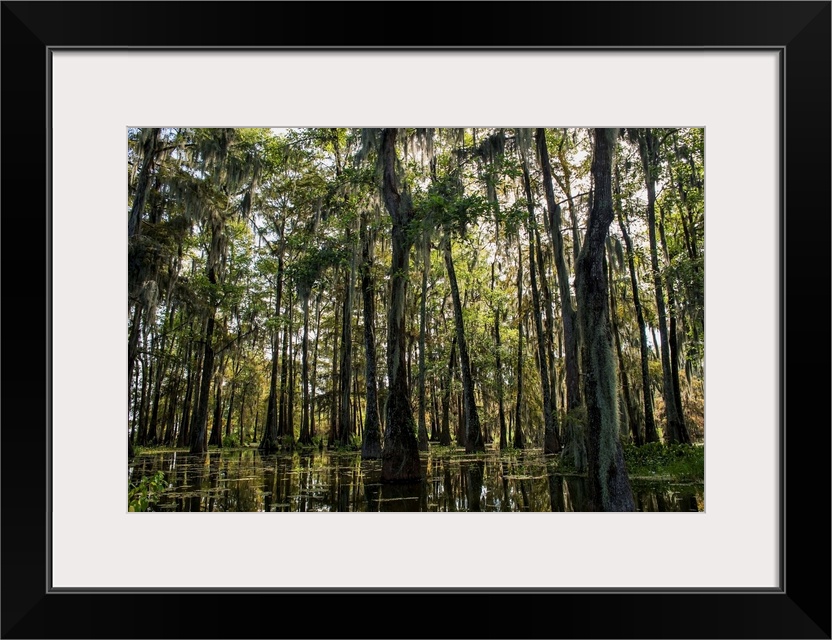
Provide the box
[129,448,703,512]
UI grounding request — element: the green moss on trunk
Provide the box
[575,128,634,512]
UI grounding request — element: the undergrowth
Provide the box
[622,442,704,482]
[128,470,168,512]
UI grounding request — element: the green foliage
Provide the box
[499,443,525,457]
[223,433,240,448]
[328,435,362,452]
[128,471,168,512]
[287,241,346,296]
[622,442,704,482]
[500,200,528,238]
[413,172,491,237]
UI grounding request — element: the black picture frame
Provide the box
[2,2,829,638]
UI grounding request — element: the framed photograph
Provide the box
[3,2,828,638]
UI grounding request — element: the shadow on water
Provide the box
[129,447,703,513]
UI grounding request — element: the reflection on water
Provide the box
[128,448,704,512]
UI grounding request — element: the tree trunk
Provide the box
[278,289,291,445]
[128,128,161,239]
[146,332,162,445]
[299,293,313,445]
[521,155,559,454]
[636,129,689,445]
[209,370,223,447]
[443,230,484,453]
[191,208,226,454]
[379,128,421,482]
[208,334,227,447]
[353,365,362,440]
[178,322,201,448]
[328,271,340,448]
[659,205,689,440]
[416,236,430,452]
[552,130,583,265]
[127,304,143,450]
[260,226,285,452]
[514,239,525,450]
[161,367,181,446]
[440,338,456,447]
[456,392,465,449]
[286,293,296,446]
[338,245,356,446]
[492,262,508,450]
[617,207,659,444]
[535,227,559,432]
[430,377,440,442]
[190,311,215,454]
[536,129,582,459]
[137,355,150,445]
[360,213,382,459]
[237,383,247,445]
[311,292,322,440]
[609,261,643,446]
[225,359,240,439]
[575,128,634,511]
